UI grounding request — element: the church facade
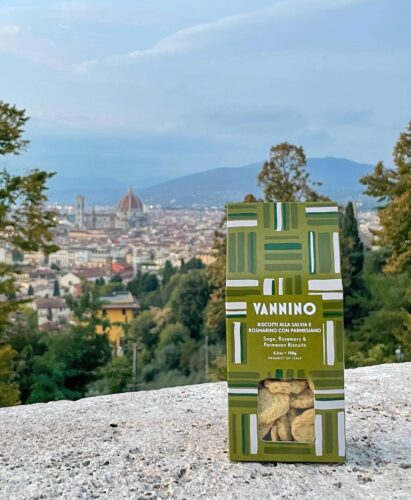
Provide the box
[75,187,147,230]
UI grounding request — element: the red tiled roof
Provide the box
[117,187,143,213]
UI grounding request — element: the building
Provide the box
[75,195,85,229]
[96,291,140,356]
[33,297,71,327]
[75,186,148,230]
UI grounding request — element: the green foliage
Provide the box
[208,353,227,382]
[257,142,325,202]
[170,269,210,338]
[0,101,58,339]
[205,226,226,343]
[0,100,29,155]
[346,272,410,367]
[28,324,111,403]
[89,356,132,395]
[129,310,158,349]
[341,202,364,277]
[361,121,411,273]
[180,257,205,272]
[5,309,43,403]
[128,272,159,295]
[0,344,20,406]
[339,203,370,330]
[162,260,176,285]
[110,274,122,283]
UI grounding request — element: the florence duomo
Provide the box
[75,186,148,230]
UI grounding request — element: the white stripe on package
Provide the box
[249,414,258,454]
[314,400,345,410]
[308,279,343,291]
[226,302,247,310]
[228,388,258,395]
[315,414,323,456]
[263,278,274,295]
[276,202,282,231]
[233,322,241,364]
[226,279,259,287]
[227,220,257,228]
[332,232,341,273]
[326,320,335,366]
[306,206,338,213]
[337,412,345,456]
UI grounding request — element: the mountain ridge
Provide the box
[139,157,373,207]
[48,157,374,207]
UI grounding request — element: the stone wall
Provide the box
[0,363,410,499]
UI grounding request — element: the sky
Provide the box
[0,0,410,189]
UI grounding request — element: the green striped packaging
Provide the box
[226,201,345,463]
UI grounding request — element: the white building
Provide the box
[33,297,71,326]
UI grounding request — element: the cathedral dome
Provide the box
[117,186,144,214]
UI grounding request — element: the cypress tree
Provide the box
[53,279,60,296]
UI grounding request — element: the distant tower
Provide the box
[76,195,85,229]
[92,206,97,230]
[132,246,139,277]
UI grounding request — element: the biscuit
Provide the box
[308,380,315,392]
[287,408,299,426]
[291,408,315,442]
[258,421,272,440]
[264,379,307,395]
[270,424,279,442]
[290,387,314,409]
[276,414,292,441]
[258,388,289,425]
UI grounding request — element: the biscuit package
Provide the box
[226,202,345,462]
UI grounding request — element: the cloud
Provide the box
[74,0,367,73]
[0,24,20,36]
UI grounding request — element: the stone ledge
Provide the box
[1,363,410,499]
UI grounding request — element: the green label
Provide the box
[226,201,345,463]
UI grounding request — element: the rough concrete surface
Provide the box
[0,363,410,500]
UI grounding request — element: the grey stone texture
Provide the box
[0,362,410,499]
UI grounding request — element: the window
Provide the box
[257,378,315,442]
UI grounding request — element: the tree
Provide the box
[53,279,60,297]
[339,203,370,330]
[28,324,111,403]
[341,202,364,278]
[180,258,204,273]
[345,272,411,367]
[0,101,29,155]
[4,309,43,404]
[360,121,411,273]
[162,260,176,285]
[205,225,226,342]
[257,143,325,202]
[0,102,58,335]
[171,269,210,339]
[127,272,159,296]
[0,101,58,406]
[110,274,122,283]
[0,344,20,406]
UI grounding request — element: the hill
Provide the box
[47,157,374,207]
[139,157,373,207]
